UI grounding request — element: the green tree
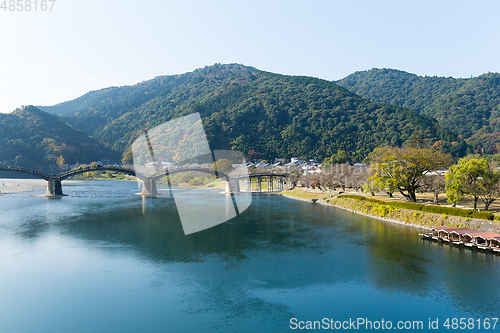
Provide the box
[445,158,489,209]
[368,146,452,202]
[478,169,500,210]
[323,150,349,165]
[404,130,426,149]
[362,181,377,196]
[214,159,233,175]
[368,165,398,197]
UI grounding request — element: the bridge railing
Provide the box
[1,164,287,181]
[0,166,51,180]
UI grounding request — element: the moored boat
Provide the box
[421,227,500,254]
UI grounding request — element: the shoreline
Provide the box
[0,178,48,194]
[281,192,430,230]
[280,189,500,234]
[0,178,83,195]
[283,189,500,233]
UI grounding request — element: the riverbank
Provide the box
[281,188,500,233]
[0,178,81,194]
[0,178,48,194]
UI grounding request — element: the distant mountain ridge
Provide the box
[38,73,193,119]
[0,106,117,172]
[336,68,500,153]
[41,63,464,163]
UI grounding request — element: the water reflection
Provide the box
[60,191,500,316]
[63,194,335,266]
[1,181,500,332]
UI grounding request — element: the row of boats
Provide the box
[420,227,500,253]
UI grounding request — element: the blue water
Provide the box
[0,180,498,332]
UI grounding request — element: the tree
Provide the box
[56,155,65,166]
[348,165,369,192]
[368,146,452,202]
[446,157,500,210]
[247,149,261,161]
[323,150,349,165]
[478,169,500,210]
[421,173,446,204]
[214,159,233,175]
[404,130,426,149]
[121,148,133,165]
[363,181,377,196]
[287,172,301,189]
[368,164,398,197]
[304,173,322,190]
[445,158,489,210]
[320,163,368,192]
[321,163,350,190]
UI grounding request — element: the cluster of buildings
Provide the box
[244,157,323,174]
[142,161,213,169]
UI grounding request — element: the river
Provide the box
[0,180,498,332]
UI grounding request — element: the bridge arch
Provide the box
[59,166,233,182]
[0,165,286,197]
[0,167,51,181]
[59,166,138,181]
[150,168,230,181]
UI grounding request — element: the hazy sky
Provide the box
[1,0,499,113]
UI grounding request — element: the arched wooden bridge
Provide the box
[245,173,289,192]
[0,165,289,197]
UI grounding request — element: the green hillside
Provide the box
[0,106,117,172]
[53,64,464,163]
[336,69,500,153]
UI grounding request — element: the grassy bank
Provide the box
[281,188,500,233]
[282,188,332,200]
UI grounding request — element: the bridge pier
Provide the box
[141,178,157,197]
[224,179,240,194]
[46,179,63,197]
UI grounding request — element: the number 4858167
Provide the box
[1,0,56,11]
[443,318,498,330]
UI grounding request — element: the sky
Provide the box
[1,0,500,113]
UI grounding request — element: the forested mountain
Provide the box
[52,64,464,163]
[39,74,190,118]
[336,69,500,153]
[0,106,117,172]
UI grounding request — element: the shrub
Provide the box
[470,211,494,220]
[422,205,473,218]
[338,194,384,204]
[338,195,424,210]
[390,201,424,211]
[337,195,494,221]
[339,194,366,201]
[371,203,399,217]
